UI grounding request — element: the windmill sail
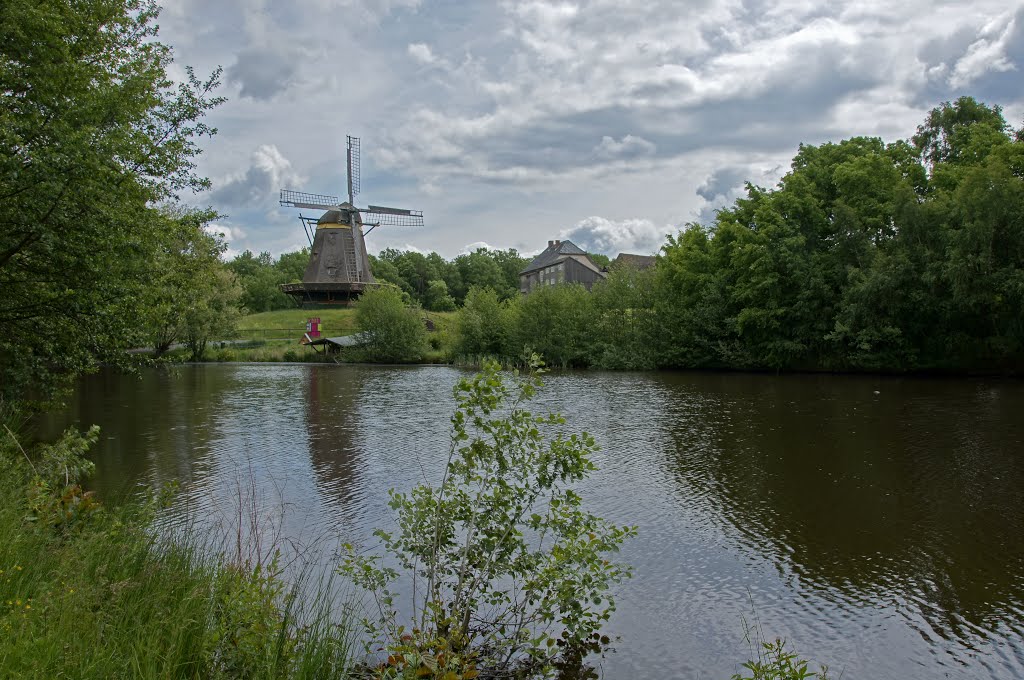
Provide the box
[360,205,425,229]
[280,189,341,211]
[346,135,360,204]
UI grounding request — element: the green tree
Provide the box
[0,0,223,402]
[144,208,237,358]
[275,248,309,283]
[487,248,529,299]
[355,286,427,362]
[454,286,512,358]
[590,264,657,369]
[913,96,1010,170]
[227,250,291,313]
[226,250,272,279]
[655,224,734,367]
[587,252,611,269]
[510,284,595,367]
[342,360,634,678]
[423,279,457,312]
[369,253,411,297]
[452,250,510,302]
[655,99,1024,373]
[183,266,243,361]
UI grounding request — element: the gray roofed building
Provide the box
[612,253,657,270]
[519,239,606,293]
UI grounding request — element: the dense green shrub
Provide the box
[355,286,428,362]
[454,286,513,359]
[509,284,595,368]
[589,265,658,370]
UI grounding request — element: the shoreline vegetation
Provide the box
[202,98,1024,380]
[0,424,354,679]
[206,96,1024,378]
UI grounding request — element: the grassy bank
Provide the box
[237,309,360,341]
[0,427,354,679]
[185,308,459,364]
[236,309,455,337]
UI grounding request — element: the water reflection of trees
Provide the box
[36,367,227,499]
[654,372,1024,644]
[302,365,364,507]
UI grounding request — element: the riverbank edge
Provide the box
[159,354,1023,379]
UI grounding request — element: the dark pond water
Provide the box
[41,364,1024,679]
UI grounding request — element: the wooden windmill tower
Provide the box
[279,136,424,305]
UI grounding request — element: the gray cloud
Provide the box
[212,145,303,208]
[593,134,656,160]
[696,167,749,203]
[227,47,303,100]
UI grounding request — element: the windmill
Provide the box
[278,135,424,305]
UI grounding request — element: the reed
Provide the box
[0,427,356,679]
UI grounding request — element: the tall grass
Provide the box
[0,426,356,679]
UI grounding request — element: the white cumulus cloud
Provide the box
[212,145,304,209]
[408,42,438,65]
[558,216,673,256]
[459,241,496,254]
[949,12,1018,88]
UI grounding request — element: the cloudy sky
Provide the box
[157,0,1024,259]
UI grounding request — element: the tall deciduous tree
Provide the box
[144,208,239,359]
[0,0,223,401]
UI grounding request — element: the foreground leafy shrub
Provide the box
[342,358,635,678]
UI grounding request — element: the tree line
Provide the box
[225,246,530,313]
[448,97,1024,374]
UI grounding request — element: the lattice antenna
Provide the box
[347,135,360,205]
